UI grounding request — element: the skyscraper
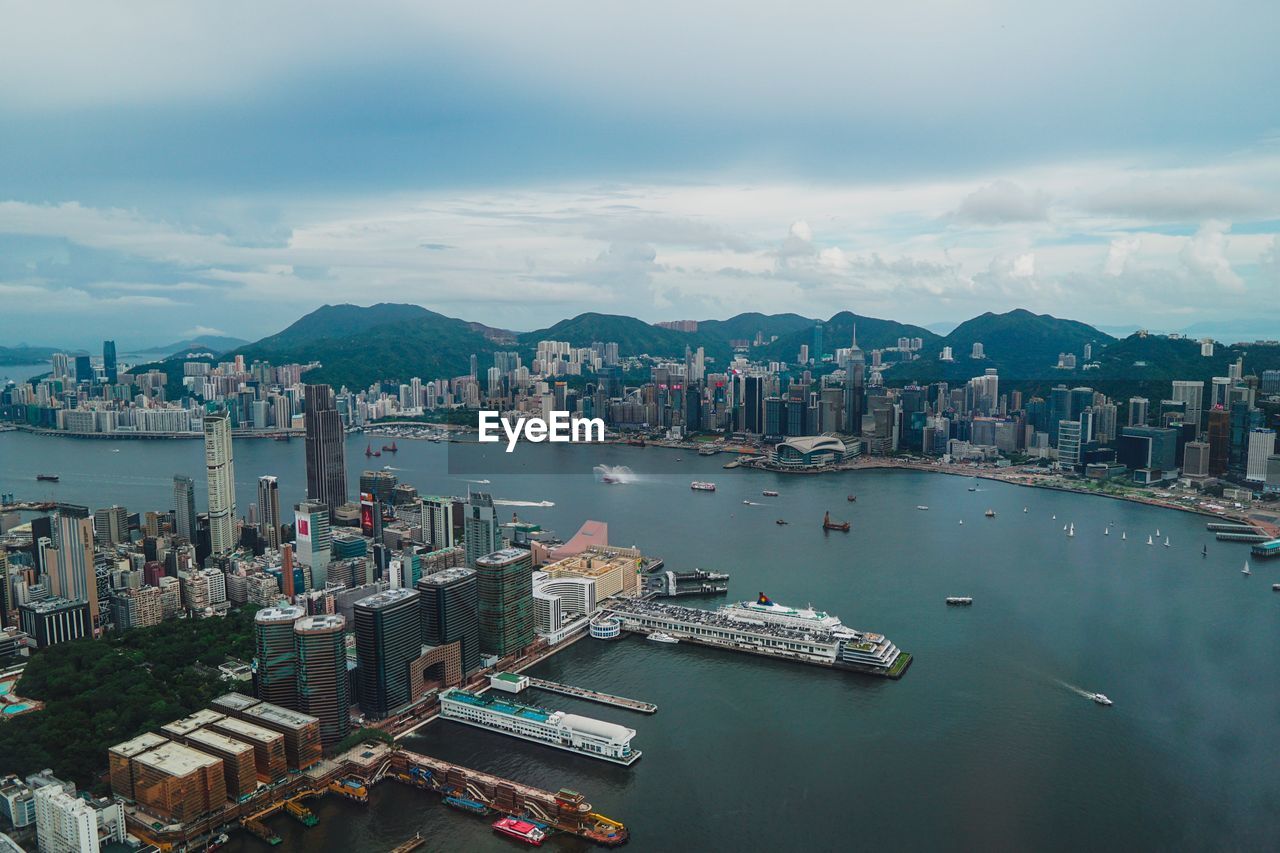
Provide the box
[1127,397,1149,427]
[254,605,304,709]
[1171,380,1204,437]
[47,510,99,628]
[1246,428,1276,482]
[93,506,128,545]
[294,614,351,746]
[843,325,865,435]
[102,339,118,385]
[1206,409,1230,477]
[294,501,331,587]
[473,547,534,657]
[463,491,501,567]
[353,588,421,719]
[417,567,480,673]
[203,410,237,555]
[257,476,281,551]
[173,475,197,543]
[422,496,456,551]
[304,384,347,520]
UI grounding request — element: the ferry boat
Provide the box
[698,447,717,456]
[1092,693,1113,706]
[945,597,973,606]
[690,481,716,492]
[493,817,547,846]
[646,631,680,644]
[762,490,779,497]
[439,689,641,765]
[36,474,59,482]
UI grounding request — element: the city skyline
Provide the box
[2,2,1278,346]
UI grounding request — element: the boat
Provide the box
[776,519,788,525]
[1063,524,1068,531]
[647,631,680,644]
[1163,537,1170,547]
[1272,583,1280,591]
[690,481,716,492]
[958,520,963,525]
[945,597,973,606]
[763,490,779,497]
[1147,535,1154,546]
[35,474,59,482]
[916,505,929,511]
[985,509,996,518]
[1052,514,1056,520]
[698,447,717,456]
[967,486,977,492]
[822,511,850,532]
[1023,507,1028,513]
[443,794,490,815]
[205,833,230,852]
[365,443,373,457]
[742,500,752,505]
[382,441,398,452]
[1202,545,1208,558]
[1068,523,1075,537]
[1092,693,1113,706]
[1122,532,1127,540]
[601,473,622,484]
[493,817,547,847]
[626,438,646,447]
[1104,527,1109,535]
[1156,528,1161,537]
[847,494,856,502]
[1242,561,1251,576]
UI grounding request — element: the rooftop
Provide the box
[255,605,306,624]
[210,717,282,745]
[20,597,85,615]
[133,741,221,776]
[294,614,345,632]
[417,566,476,586]
[161,709,225,737]
[475,547,530,566]
[354,587,419,610]
[211,692,261,712]
[186,728,254,756]
[109,731,168,758]
[243,701,320,731]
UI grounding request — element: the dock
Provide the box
[525,677,658,714]
[644,568,730,598]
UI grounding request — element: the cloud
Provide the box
[1104,237,1140,276]
[1086,180,1275,220]
[952,181,1051,224]
[1180,220,1243,290]
[182,325,229,338]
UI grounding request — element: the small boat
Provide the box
[647,632,680,644]
[916,505,929,511]
[492,817,547,847]
[205,833,230,852]
[742,500,753,505]
[1052,514,1057,520]
[690,481,716,491]
[1272,583,1280,591]
[1092,693,1113,706]
[1155,528,1161,537]
[1163,537,1170,547]
[985,509,996,518]
[958,520,964,525]
[382,441,398,452]
[443,795,490,815]
[1068,523,1075,537]
[847,494,856,502]
[1023,507,1028,513]
[967,486,977,492]
[1146,535,1154,546]
[1063,524,1068,531]
[365,443,374,457]
[36,474,59,482]
[763,490,779,497]
[945,597,973,606]
[1202,545,1208,558]
[776,519,788,525]
[1122,532,1127,540]
[1104,527,1109,535]
[822,511,851,532]
[1242,561,1251,576]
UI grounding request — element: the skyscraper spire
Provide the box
[850,322,860,352]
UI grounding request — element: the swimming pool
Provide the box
[3,703,31,715]
[0,681,13,696]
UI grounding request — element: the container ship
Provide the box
[609,593,909,678]
[439,689,642,766]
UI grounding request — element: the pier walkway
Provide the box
[526,678,657,714]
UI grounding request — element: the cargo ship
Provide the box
[493,817,547,846]
[608,594,908,678]
[439,689,642,765]
[690,481,716,491]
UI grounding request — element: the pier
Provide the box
[525,677,658,714]
[1206,522,1263,533]
[644,568,730,598]
[1216,531,1271,542]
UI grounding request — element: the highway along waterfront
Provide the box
[3,432,1280,850]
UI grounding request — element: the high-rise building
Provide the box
[19,597,91,647]
[474,547,534,657]
[294,613,351,746]
[1245,428,1276,482]
[359,470,398,504]
[34,783,100,853]
[102,339,118,385]
[354,588,421,719]
[92,506,128,545]
[1171,380,1204,436]
[1183,441,1211,479]
[294,501,331,587]
[417,567,480,673]
[304,384,347,520]
[843,326,864,435]
[1206,409,1230,477]
[463,492,501,567]
[422,496,456,551]
[48,511,98,627]
[254,605,304,709]
[203,410,237,555]
[1057,420,1082,468]
[257,476,281,551]
[173,475,197,543]
[1127,397,1149,427]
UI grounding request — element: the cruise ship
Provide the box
[439,689,642,766]
[608,596,908,678]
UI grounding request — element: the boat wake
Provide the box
[462,478,491,484]
[1057,680,1101,702]
[593,464,638,485]
[495,499,555,508]
[742,500,762,506]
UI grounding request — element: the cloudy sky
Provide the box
[3,1,1279,348]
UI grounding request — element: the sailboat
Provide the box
[1122,531,1127,540]
[1063,524,1068,531]
[1104,527,1110,536]
[1202,544,1207,558]
[1052,514,1057,520]
[1023,507,1028,513]
[1242,561,1251,576]
[1155,528,1161,537]
[1163,537,1170,547]
[1146,535,1154,545]
[1068,523,1075,538]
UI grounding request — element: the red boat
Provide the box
[365,443,373,457]
[492,817,546,846]
[382,441,398,452]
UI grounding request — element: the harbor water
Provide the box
[2,431,1279,850]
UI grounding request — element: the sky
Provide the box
[2,0,1279,349]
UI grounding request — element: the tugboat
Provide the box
[205,833,230,852]
[36,474,59,482]
[492,817,547,847]
[822,511,850,532]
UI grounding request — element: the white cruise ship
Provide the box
[722,593,855,637]
[439,689,642,766]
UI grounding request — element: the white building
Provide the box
[1245,428,1277,482]
[203,410,237,555]
[34,785,98,853]
[294,501,331,585]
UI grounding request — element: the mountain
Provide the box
[241,303,440,353]
[520,313,694,358]
[941,309,1110,367]
[758,311,942,363]
[0,345,64,366]
[696,312,815,343]
[132,336,249,357]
